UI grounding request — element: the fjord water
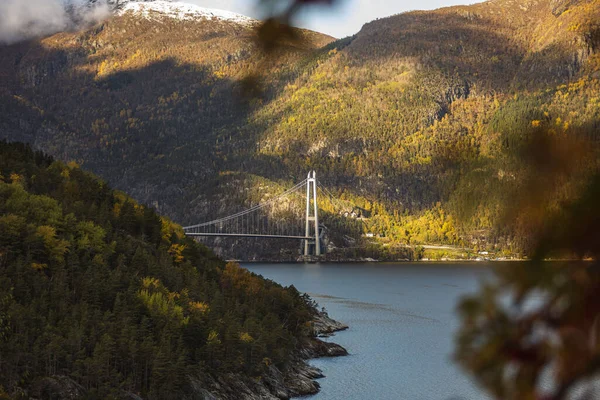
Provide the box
[244,262,492,400]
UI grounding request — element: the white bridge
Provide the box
[184,172,328,256]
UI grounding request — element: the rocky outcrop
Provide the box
[197,310,348,400]
[312,309,349,338]
[301,338,349,358]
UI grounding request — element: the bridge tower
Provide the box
[304,171,321,256]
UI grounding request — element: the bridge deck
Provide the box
[185,233,312,240]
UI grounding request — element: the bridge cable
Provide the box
[183,178,308,230]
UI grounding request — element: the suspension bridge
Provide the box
[183,172,350,256]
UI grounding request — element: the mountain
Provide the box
[115,1,256,24]
[0,0,598,260]
[0,140,347,399]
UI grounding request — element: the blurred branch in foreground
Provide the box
[256,0,336,52]
[455,125,600,400]
[242,0,338,95]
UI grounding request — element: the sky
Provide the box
[188,0,483,38]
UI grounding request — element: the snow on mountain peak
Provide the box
[118,1,257,26]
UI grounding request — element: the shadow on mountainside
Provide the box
[0,39,261,216]
[0,31,335,262]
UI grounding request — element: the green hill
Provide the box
[0,140,341,399]
[0,0,599,259]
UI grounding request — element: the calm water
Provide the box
[244,262,493,400]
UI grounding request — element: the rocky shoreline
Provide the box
[29,311,348,400]
[200,310,348,400]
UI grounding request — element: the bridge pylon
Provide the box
[183,172,327,257]
[304,171,321,256]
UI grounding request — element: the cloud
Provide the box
[79,1,111,25]
[0,0,111,45]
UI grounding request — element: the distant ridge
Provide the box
[116,0,257,25]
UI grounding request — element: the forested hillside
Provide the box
[0,140,337,399]
[0,0,599,259]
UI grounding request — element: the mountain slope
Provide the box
[0,0,598,259]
